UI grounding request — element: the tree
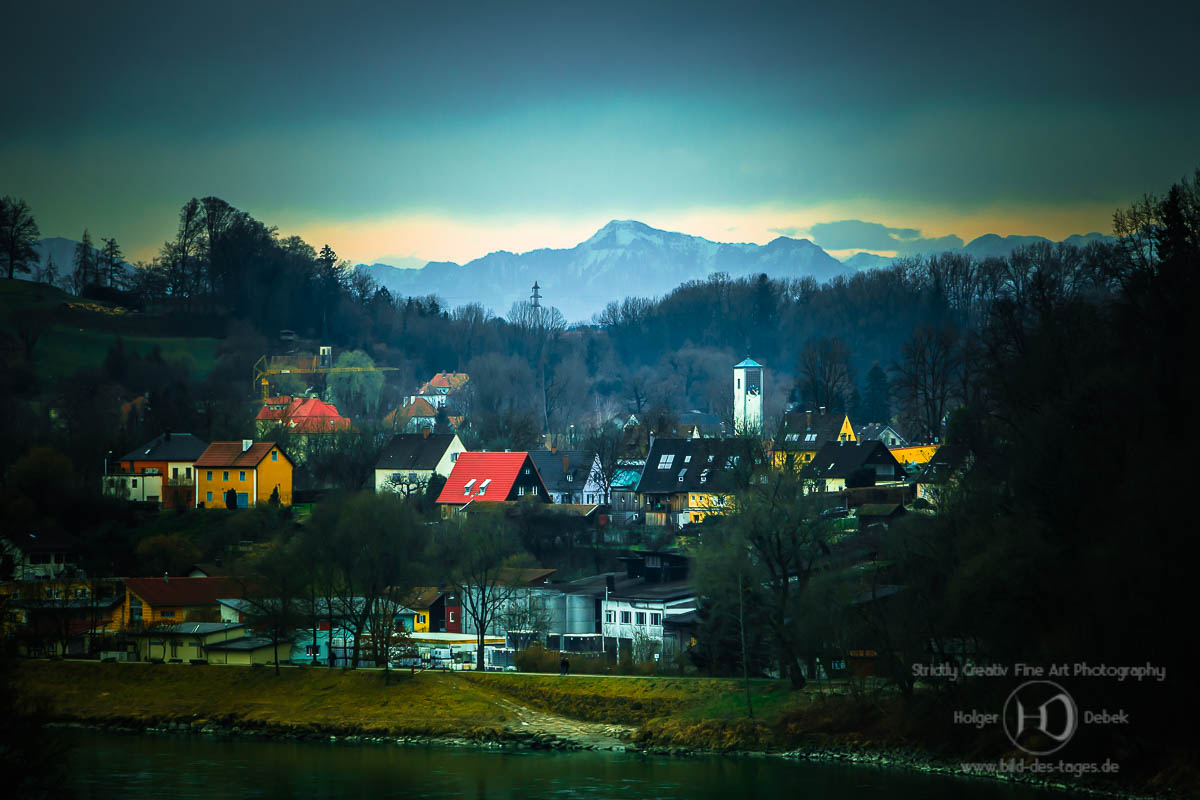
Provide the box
[439,515,520,670]
[795,337,854,412]
[237,542,307,676]
[861,362,890,423]
[326,350,384,419]
[891,324,961,442]
[72,229,97,294]
[584,423,624,504]
[498,588,555,651]
[135,534,201,577]
[99,237,123,288]
[0,196,40,280]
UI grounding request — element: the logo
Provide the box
[1003,680,1078,755]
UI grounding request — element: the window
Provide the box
[524,468,531,475]
[463,478,476,495]
[131,478,138,488]
[517,485,526,496]
[206,491,213,502]
[305,645,319,656]
[657,453,675,470]
[677,469,686,482]
[620,611,631,624]
[804,433,818,442]
[172,467,179,479]
[650,613,661,626]
[206,471,212,480]
[161,610,175,618]
[191,639,203,649]
[408,472,418,483]
[636,612,646,625]
[448,611,455,623]
[604,610,615,623]
[566,473,573,482]
[239,471,246,481]
[130,597,142,621]
[451,452,459,462]
[392,472,403,483]
[786,433,800,442]
[186,467,192,479]
[223,471,229,481]
[683,455,691,463]
[699,469,709,483]
[271,451,278,461]
[171,641,181,657]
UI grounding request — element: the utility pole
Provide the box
[530,281,541,308]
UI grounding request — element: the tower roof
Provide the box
[734,358,763,368]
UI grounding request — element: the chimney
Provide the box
[818,406,826,415]
[163,572,169,583]
[242,439,253,452]
[562,455,569,475]
[806,412,812,428]
[423,427,430,439]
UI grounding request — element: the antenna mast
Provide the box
[531,281,542,308]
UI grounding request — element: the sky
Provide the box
[2,0,1198,266]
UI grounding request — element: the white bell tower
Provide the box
[733,358,764,434]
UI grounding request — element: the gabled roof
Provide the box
[385,398,438,425]
[528,450,595,494]
[416,372,469,395]
[734,358,763,368]
[194,442,288,468]
[801,440,901,480]
[853,423,907,446]
[119,432,209,464]
[916,443,973,483]
[376,433,460,471]
[636,438,746,495]
[256,397,350,433]
[409,587,444,609]
[124,576,246,606]
[497,567,556,586]
[775,410,854,451]
[126,622,245,636]
[435,451,546,504]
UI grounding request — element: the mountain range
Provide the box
[841,231,1114,270]
[359,220,851,322]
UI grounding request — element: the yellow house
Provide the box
[120,577,243,630]
[203,634,286,665]
[772,410,856,470]
[637,438,743,526]
[888,444,939,465]
[194,440,293,508]
[126,621,248,662]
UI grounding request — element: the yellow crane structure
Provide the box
[252,352,398,401]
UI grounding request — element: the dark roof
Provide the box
[857,503,905,517]
[853,423,907,445]
[636,438,747,495]
[528,450,595,494]
[916,443,973,483]
[127,622,244,636]
[801,440,902,480]
[202,635,279,652]
[376,433,459,471]
[124,577,246,606]
[775,411,853,451]
[119,432,209,464]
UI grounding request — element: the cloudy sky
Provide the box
[3,0,1197,265]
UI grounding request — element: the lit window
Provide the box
[518,485,526,496]
[449,611,455,623]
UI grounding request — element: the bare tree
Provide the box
[441,516,519,670]
[891,324,961,442]
[795,337,855,412]
[498,588,555,650]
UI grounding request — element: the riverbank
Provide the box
[12,662,1194,798]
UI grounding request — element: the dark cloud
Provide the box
[808,220,964,255]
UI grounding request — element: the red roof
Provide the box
[386,398,438,425]
[194,441,288,468]
[124,576,246,606]
[436,452,542,504]
[417,372,469,395]
[256,397,350,433]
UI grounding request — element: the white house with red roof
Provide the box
[435,452,550,517]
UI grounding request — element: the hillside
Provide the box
[360,220,850,322]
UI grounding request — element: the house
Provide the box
[915,443,973,505]
[608,460,644,526]
[801,440,905,493]
[2,577,124,657]
[773,409,856,470]
[528,449,604,504]
[384,397,440,432]
[194,440,294,508]
[635,438,746,527]
[121,576,246,630]
[856,503,907,530]
[853,422,907,448]
[255,395,351,436]
[0,531,80,581]
[103,432,209,507]
[599,553,697,658]
[411,372,470,409]
[125,621,247,662]
[203,634,287,666]
[435,451,550,516]
[374,431,465,495]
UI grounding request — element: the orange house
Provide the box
[121,576,245,630]
[194,441,293,509]
[105,432,209,508]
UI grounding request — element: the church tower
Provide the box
[733,358,765,434]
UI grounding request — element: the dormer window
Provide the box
[463,478,476,495]
[805,433,818,442]
[677,469,686,482]
[700,469,709,483]
[478,478,491,496]
[566,474,573,482]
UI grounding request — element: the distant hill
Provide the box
[358,220,850,322]
[840,232,1116,269]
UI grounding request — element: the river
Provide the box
[65,731,1062,799]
